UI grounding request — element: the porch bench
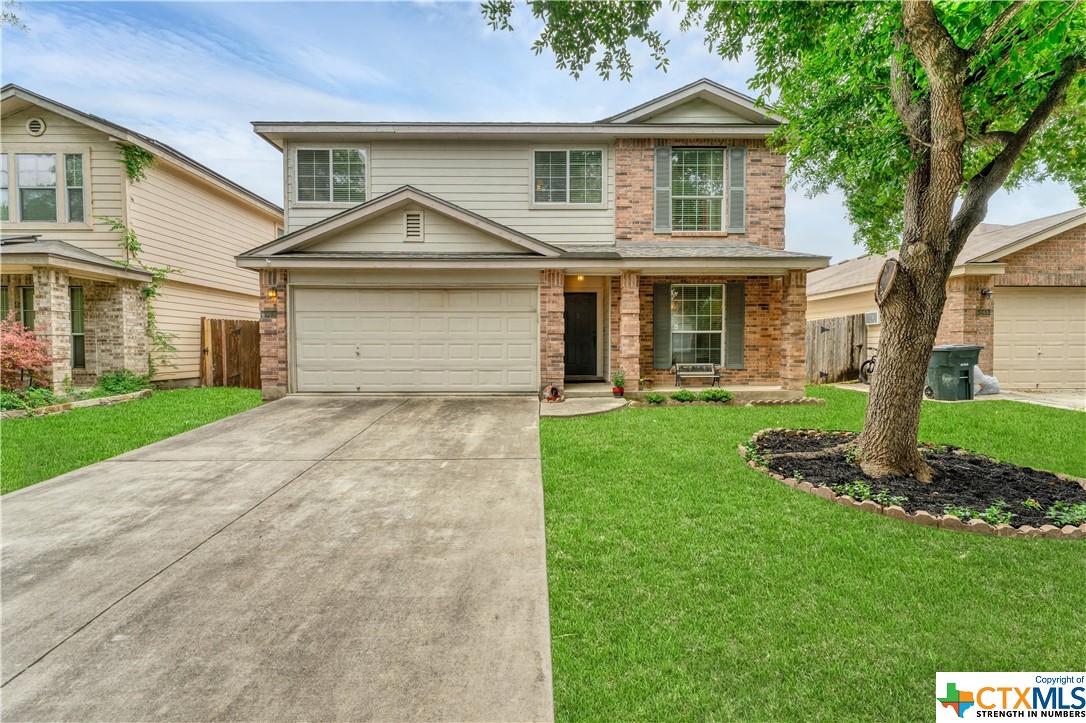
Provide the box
[674,363,720,387]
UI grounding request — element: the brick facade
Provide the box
[992,226,1086,288]
[779,270,807,391]
[539,270,565,391]
[613,138,785,249]
[619,270,641,390]
[259,269,289,400]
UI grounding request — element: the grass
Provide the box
[1,387,261,494]
[540,386,1086,722]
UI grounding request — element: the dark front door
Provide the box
[564,292,597,377]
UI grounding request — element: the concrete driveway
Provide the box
[1,396,553,722]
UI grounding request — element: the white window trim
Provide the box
[669,147,726,233]
[670,283,726,366]
[1,146,92,228]
[529,146,608,209]
[291,143,370,208]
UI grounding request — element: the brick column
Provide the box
[937,275,995,372]
[89,280,148,377]
[779,269,807,392]
[31,267,72,391]
[619,270,641,391]
[539,269,565,392]
[120,280,149,376]
[259,269,289,400]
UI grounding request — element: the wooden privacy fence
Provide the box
[806,314,867,384]
[200,317,260,389]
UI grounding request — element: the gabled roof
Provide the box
[238,186,565,258]
[597,78,783,125]
[0,84,282,218]
[807,207,1085,297]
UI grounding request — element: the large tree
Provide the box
[484,0,1086,480]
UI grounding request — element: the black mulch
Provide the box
[752,430,1086,529]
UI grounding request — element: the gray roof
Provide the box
[0,237,153,278]
[609,242,825,260]
[807,208,1085,296]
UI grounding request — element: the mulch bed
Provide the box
[750,429,1086,530]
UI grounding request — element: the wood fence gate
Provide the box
[806,314,868,384]
[200,317,260,389]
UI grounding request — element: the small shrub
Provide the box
[670,389,698,403]
[644,392,666,405]
[792,471,804,483]
[943,503,976,522]
[610,370,626,388]
[832,479,872,501]
[872,489,909,507]
[1,389,28,411]
[0,385,62,411]
[1046,501,1086,527]
[844,445,865,464]
[1022,498,1042,511]
[698,388,734,403]
[0,312,54,388]
[95,370,150,396]
[979,500,1013,525]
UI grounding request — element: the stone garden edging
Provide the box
[738,428,1086,540]
[1,389,153,420]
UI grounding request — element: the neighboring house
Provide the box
[807,208,1086,389]
[0,85,283,389]
[237,79,828,399]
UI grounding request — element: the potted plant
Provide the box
[611,370,626,398]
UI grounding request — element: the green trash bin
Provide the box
[925,344,983,401]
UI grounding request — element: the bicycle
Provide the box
[858,348,877,384]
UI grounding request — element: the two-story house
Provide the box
[237,79,828,399]
[0,85,282,389]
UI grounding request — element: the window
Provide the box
[16,154,58,222]
[533,150,603,204]
[1,154,8,222]
[670,285,723,364]
[671,149,724,231]
[296,148,366,203]
[70,286,85,369]
[65,154,84,222]
[20,287,35,329]
[1,286,8,320]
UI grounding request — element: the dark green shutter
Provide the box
[725,282,745,369]
[653,147,672,233]
[727,146,746,233]
[653,283,672,369]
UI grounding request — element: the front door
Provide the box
[564,292,597,377]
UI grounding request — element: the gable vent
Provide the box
[25,117,46,136]
[404,211,424,242]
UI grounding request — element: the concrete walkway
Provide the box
[1,396,553,722]
[835,382,1086,412]
[540,397,627,417]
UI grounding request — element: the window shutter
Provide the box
[727,146,746,233]
[653,283,672,369]
[725,282,745,369]
[653,146,672,233]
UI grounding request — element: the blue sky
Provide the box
[2,1,1079,261]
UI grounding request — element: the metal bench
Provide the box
[674,363,720,387]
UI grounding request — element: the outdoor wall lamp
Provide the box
[980,288,992,298]
[266,288,278,302]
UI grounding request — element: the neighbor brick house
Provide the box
[236,80,828,399]
[807,208,1086,389]
[0,85,283,389]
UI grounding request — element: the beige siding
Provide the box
[301,203,531,254]
[128,162,280,296]
[153,280,259,381]
[284,141,615,244]
[641,99,753,125]
[0,106,125,255]
[807,289,882,351]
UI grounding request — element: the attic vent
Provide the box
[864,310,881,326]
[404,211,424,242]
[25,117,46,136]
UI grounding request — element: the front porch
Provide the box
[1,238,151,390]
[539,269,808,394]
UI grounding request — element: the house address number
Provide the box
[976,309,991,316]
[261,309,278,319]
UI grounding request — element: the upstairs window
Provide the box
[533,150,603,204]
[17,153,58,222]
[65,154,84,223]
[2,152,86,223]
[296,148,366,203]
[1,154,8,221]
[670,148,724,232]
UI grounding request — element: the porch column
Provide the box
[31,267,72,391]
[780,269,807,392]
[119,280,150,376]
[539,269,565,392]
[259,269,289,401]
[619,269,641,391]
[89,280,149,377]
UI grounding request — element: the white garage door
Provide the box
[293,286,538,392]
[994,286,1086,389]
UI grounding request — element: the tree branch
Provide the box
[890,33,928,139]
[971,130,1016,147]
[968,1,1030,56]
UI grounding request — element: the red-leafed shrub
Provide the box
[1,311,54,389]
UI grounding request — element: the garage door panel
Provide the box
[292,286,539,393]
[994,287,1086,389]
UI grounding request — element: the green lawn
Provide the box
[1,387,261,494]
[540,387,1086,722]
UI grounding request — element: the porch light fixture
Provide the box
[266,288,278,302]
[980,288,992,298]
[576,275,585,281]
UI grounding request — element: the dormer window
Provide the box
[296,148,366,204]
